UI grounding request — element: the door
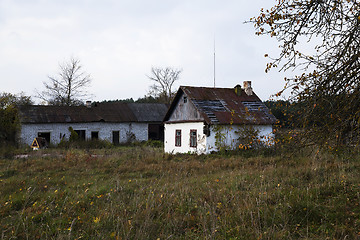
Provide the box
[112,131,119,145]
[38,132,50,144]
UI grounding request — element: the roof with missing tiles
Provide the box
[164,85,277,125]
[19,102,169,124]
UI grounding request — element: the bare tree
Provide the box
[37,57,92,106]
[147,67,182,103]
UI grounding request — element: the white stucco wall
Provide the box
[164,122,207,154]
[20,122,149,146]
[164,123,274,154]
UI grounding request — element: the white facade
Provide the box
[165,122,206,154]
[165,122,274,154]
[20,122,148,146]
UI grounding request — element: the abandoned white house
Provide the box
[18,102,168,146]
[163,82,277,154]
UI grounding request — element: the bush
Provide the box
[143,140,164,148]
[0,144,17,159]
[58,139,113,149]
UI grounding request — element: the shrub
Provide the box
[58,139,113,149]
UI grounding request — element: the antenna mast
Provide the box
[213,37,216,88]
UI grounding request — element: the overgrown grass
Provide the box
[1,146,359,239]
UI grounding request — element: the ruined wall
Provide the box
[164,123,274,155]
[206,125,274,152]
[20,122,148,146]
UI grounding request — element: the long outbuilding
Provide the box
[18,102,168,146]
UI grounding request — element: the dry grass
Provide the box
[1,146,360,239]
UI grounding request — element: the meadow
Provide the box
[0,145,359,239]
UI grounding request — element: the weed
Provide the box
[0,146,359,239]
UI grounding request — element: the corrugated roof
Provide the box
[127,103,169,122]
[164,86,277,125]
[19,102,168,124]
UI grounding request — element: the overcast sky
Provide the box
[0,0,289,103]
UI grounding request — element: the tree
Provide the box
[0,92,32,145]
[38,57,92,106]
[251,0,360,147]
[147,67,182,104]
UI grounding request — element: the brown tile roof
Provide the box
[164,86,277,125]
[19,102,168,124]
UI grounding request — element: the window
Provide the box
[183,96,187,103]
[74,130,86,140]
[190,130,197,148]
[91,131,99,140]
[175,130,181,147]
[38,132,50,144]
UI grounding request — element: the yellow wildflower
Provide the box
[93,217,100,223]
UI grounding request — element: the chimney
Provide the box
[234,84,242,96]
[86,101,92,108]
[243,81,253,96]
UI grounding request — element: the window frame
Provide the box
[175,129,181,147]
[190,129,197,148]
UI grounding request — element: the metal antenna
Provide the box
[213,36,216,88]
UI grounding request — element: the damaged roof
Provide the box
[164,86,277,125]
[19,102,168,124]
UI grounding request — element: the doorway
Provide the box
[112,131,120,145]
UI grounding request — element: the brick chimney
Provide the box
[243,81,253,96]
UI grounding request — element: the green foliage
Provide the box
[58,138,113,149]
[57,128,113,149]
[125,130,136,143]
[135,95,160,103]
[68,127,79,142]
[1,147,360,239]
[0,92,32,147]
[213,125,229,152]
[213,124,275,152]
[96,95,163,104]
[97,98,135,104]
[142,140,164,148]
[236,125,260,150]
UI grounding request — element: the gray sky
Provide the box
[0,0,288,102]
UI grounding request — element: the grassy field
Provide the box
[0,146,360,239]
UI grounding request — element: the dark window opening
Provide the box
[38,132,50,144]
[184,96,187,103]
[91,131,99,140]
[190,130,197,148]
[175,130,181,147]
[112,131,120,145]
[203,124,210,137]
[74,130,86,140]
[148,124,164,141]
